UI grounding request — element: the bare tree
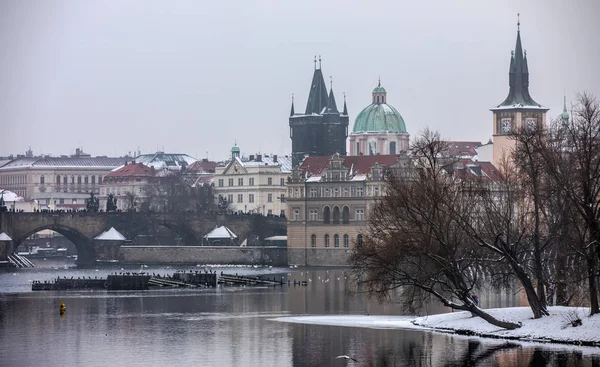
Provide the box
[539,92,600,315]
[350,129,521,329]
[124,191,138,212]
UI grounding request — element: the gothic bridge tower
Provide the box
[289,57,349,167]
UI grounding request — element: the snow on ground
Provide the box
[271,306,600,347]
[413,306,600,345]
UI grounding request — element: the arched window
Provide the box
[343,234,349,248]
[311,234,316,248]
[40,175,45,184]
[324,234,330,248]
[390,141,397,155]
[323,206,331,224]
[77,176,82,184]
[91,175,96,184]
[56,175,61,185]
[334,234,340,248]
[84,176,89,184]
[376,96,380,103]
[357,233,363,248]
[98,176,102,183]
[342,206,350,224]
[333,206,341,224]
[356,142,360,155]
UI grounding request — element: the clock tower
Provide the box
[490,18,548,168]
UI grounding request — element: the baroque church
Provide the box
[490,19,548,168]
[289,58,349,167]
[349,80,409,156]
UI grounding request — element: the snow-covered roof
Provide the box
[0,159,12,168]
[203,225,237,239]
[0,189,24,202]
[237,155,293,173]
[0,157,127,170]
[306,176,322,182]
[0,232,12,241]
[133,153,197,170]
[94,227,127,241]
[490,104,548,111]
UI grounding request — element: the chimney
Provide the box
[273,155,278,163]
[249,155,255,161]
[256,154,262,162]
[75,148,81,156]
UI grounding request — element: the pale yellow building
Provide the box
[214,145,292,216]
[286,153,412,266]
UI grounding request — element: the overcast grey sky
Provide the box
[1,0,598,161]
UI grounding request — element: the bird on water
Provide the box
[335,355,357,362]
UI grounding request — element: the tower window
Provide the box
[390,141,397,155]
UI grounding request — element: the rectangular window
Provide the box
[343,187,349,197]
[238,178,243,186]
[267,193,272,202]
[293,209,300,221]
[280,194,285,202]
[59,199,64,204]
[333,188,339,197]
[324,188,330,197]
[267,209,272,215]
[227,194,233,204]
[356,209,365,221]
[71,176,75,184]
[356,187,363,197]
[280,210,285,216]
[309,209,318,221]
[268,177,273,185]
[280,178,285,186]
[218,179,224,187]
[237,194,243,203]
[374,186,380,197]
[249,177,254,186]
[309,188,317,197]
[248,194,254,203]
[228,178,234,186]
[84,176,89,184]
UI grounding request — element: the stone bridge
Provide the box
[0,212,286,265]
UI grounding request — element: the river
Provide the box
[1,259,599,366]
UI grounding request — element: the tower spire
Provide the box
[290,94,295,116]
[561,93,569,121]
[343,92,348,115]
[305,58,328,114]
[517,13,520,32]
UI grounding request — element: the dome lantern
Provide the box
[372,78,387,104]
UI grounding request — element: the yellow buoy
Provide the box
[59,302,66,316]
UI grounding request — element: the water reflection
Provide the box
[1,266,599,366]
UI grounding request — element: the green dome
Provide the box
[352,103,407,134]
[373,85,386,93]
[231,145,240,153]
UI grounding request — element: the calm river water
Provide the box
[1,259,599,367]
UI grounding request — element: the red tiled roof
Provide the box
[453,159,503,181]
[187,160,217,174]
[446,141,483,157]
[106,163,156,178]
[299,154,400,176]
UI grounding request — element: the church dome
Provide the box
[352,82,406,134]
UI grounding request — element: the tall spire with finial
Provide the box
[290,94,295,116]
[325,77,339,114]
[496,15,543,108]
[343,92,348,115]
[305,56,328,114]
[561,94,569,121]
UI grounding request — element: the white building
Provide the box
[214,145,292,216]
[0,148,126,200]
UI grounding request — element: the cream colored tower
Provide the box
[491,20,548,168]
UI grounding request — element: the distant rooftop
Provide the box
[133,152,197,170]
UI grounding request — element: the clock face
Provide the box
[526,119,536,130]
[502,119,511,133]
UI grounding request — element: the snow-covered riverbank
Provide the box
[412,306,600,346]
[272,306,600,347]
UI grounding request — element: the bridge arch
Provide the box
[13,224,96,264]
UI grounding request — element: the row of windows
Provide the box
[101,187,144,196]
[227,193,283,204]
[289,186,383,199]
[53,175,101,185]
[218,177,285,187]
[355,141,397,155]
[310,233,363,248]
[0,175,26,185]
[293,206,365,223]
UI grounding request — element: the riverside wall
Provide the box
[287,248,351,267]
[115,246,287,266]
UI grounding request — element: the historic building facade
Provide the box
[349,81,410,155]
[490,21,548,168]
[289,58,349,167]
[0,148,126,200]
[286,153,413,266]
[213,146,292,216]
[99,162,157,211]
